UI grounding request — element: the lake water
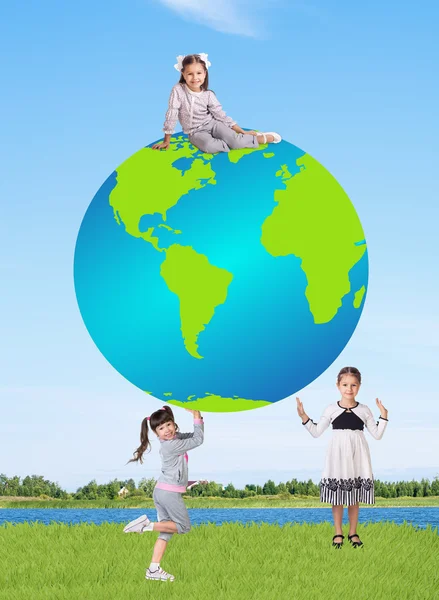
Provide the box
[1,507,438,530]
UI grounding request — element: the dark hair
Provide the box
[337,366,362,385]
[178,54,209,90]
[127,406,178,464]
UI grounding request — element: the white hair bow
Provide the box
[174,53,211,72]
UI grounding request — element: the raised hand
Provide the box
[296,397,307,421]
[185,408,202,420]
[375,398,388,419]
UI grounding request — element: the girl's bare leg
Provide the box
[152,521,178,534]
[152,538,168,563]
[150,522,178,565]
[332,504,344,536]
[348,503,360,536]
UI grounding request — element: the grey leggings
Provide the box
[189,120,260,154]
[153,487,191,542]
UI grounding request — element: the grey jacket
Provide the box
[163,83,236,135]
[155,420,204,493]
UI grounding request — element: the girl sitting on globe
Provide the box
[123,405,204,582]
[152,53,282,153]
[296,366,389,549]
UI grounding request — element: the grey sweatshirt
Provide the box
[155,419,204,493]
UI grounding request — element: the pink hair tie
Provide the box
[146,416,151,421]
[161,407,167,410]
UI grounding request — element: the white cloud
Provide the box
[157,0,262,37]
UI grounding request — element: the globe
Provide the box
[74,133,368,413]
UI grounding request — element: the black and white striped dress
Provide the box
[303,402,388,506]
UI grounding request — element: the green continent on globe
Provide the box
[165,393,271,412]
[109,138,216,249]
[261,154,367,323]
[227,142,268,164]
[160,244,233,359]
[107,136,265,361]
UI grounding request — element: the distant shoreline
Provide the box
[1,495,439,509]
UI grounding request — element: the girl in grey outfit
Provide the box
[124,405,204,582]
[152,53,282,154]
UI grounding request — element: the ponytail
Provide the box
[127,417,151,464]
[127,405,177,465]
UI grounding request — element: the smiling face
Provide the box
[182,62,206,92]
[337,374,361,403]
[155,420,177,441]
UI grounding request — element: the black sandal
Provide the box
[332,534,344,549]
[348,533,363,548]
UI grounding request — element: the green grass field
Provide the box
[0,522,438,599]
[1,495,439,508]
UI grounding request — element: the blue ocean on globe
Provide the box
[74,133,368,412]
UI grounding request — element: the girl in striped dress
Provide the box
[296,366,388,548]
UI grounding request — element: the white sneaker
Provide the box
[123,514,151,533]
[146,567,175,582]
[264,131,282,143]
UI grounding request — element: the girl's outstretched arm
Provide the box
[297,397,331,438]
[152,86,181,150]
[363,400,388,440]
[177,410,203,440]
[231,124,256,134]
[152,133,171,150]
[162,411,204,454]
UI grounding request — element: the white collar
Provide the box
[185,84,203,95]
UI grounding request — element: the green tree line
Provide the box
[0,474,68,498]
[1,473,439,499]
[185,477,439,499]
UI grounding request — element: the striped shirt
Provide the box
[163,83,236,135]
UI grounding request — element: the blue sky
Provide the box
[1,0,438,491]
